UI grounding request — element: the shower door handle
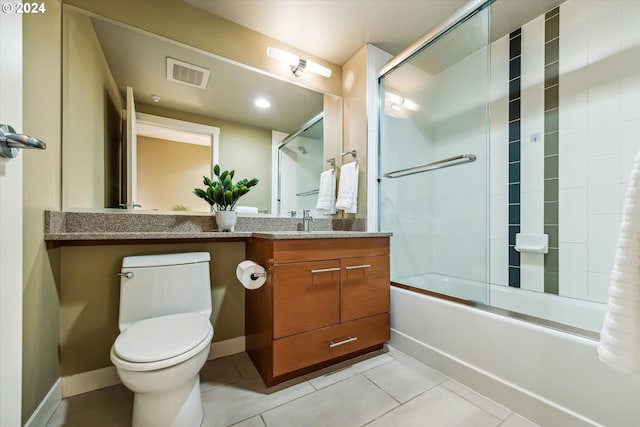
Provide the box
[0,124,46,159]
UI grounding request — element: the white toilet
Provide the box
[110,252,214,427]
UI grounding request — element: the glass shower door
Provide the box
[378,8,490,303]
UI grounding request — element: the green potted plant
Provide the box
[193,164,259,231]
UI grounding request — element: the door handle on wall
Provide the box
[0,124,46,159]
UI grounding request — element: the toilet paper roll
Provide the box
[236,260,267,290]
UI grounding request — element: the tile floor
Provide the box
[46,346,538,427]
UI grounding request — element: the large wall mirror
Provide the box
[62,5,342,215]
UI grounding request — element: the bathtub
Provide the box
[396,273,606,333]
[489,284,606,334]
[390,286,640,426]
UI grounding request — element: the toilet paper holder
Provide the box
[250,271,267,280]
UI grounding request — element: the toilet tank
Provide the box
[118,252,212,332]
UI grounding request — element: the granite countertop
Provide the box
[44,211,389,245]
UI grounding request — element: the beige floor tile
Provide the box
[306,351,394,390]
[363,355,447,403]
[500,413,540,427]
[46,385,132,427]
[232,352,260,379]
[201,376,314,427]
[383,344,405,358]
[350,353,395,374]
[308,365,355,390]
[229,415,266,427]
[261,375,399,427]
[200,355,243,392]
[442,380,511,420]
[367,386,502,427]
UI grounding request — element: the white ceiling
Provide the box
[87,1,565,135]
[184,0,467,65]
[185,0,565,67]
[91,17,324,134]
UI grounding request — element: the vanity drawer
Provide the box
[272,260,340,339]
[272,313,390,377]
[272,238,389,263]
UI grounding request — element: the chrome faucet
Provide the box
[119,202,142,209]
[302,209,314,232]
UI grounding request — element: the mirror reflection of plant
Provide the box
[171,205,189,211]
[193,164,259,211]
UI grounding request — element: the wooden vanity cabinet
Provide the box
[245,237,390,386]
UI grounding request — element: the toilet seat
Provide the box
[111,313,213,372]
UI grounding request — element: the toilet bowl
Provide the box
[111,313,213,427]
[111,253,214,427]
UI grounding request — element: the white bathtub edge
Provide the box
[390,287,640,426]
[390,329,599,427]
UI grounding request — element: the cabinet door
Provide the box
[340,255,390,322]
[273,260,340,339]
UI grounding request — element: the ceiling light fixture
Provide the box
[266,46,332,78]
[386,91,420,112]
[151,94,161,103]
[254,98,271,109]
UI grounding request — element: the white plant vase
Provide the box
[215,210,238,232]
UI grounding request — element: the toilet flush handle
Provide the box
[117,272,134,279]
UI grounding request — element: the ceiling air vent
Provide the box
[166,57,210,89]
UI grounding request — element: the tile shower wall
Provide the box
[490,0,640,303]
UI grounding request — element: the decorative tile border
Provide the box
[508,28,522,288]
[543,7,560,294]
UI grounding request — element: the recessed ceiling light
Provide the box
[254,98,271,109]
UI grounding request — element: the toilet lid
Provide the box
[113,313,212,363]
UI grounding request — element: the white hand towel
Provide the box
[597,147,640,374]
[336,161,359,214]
[236,206,259,215]
[315,169,336,214]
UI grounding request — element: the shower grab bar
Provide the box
[383,154,476,178]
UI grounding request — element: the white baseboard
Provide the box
[62,365,120,398]
[61,336,246,398]
[24,378,61,427]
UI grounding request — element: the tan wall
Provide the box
[62,8,124,209]
[342,45,369,219]
[137,136,211,212]
[20,0,354,416]
[323,94,344,176]
[22,1,62,423]
[60,242,246,376]
[64,0,342,96]
[138,104,272,212]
